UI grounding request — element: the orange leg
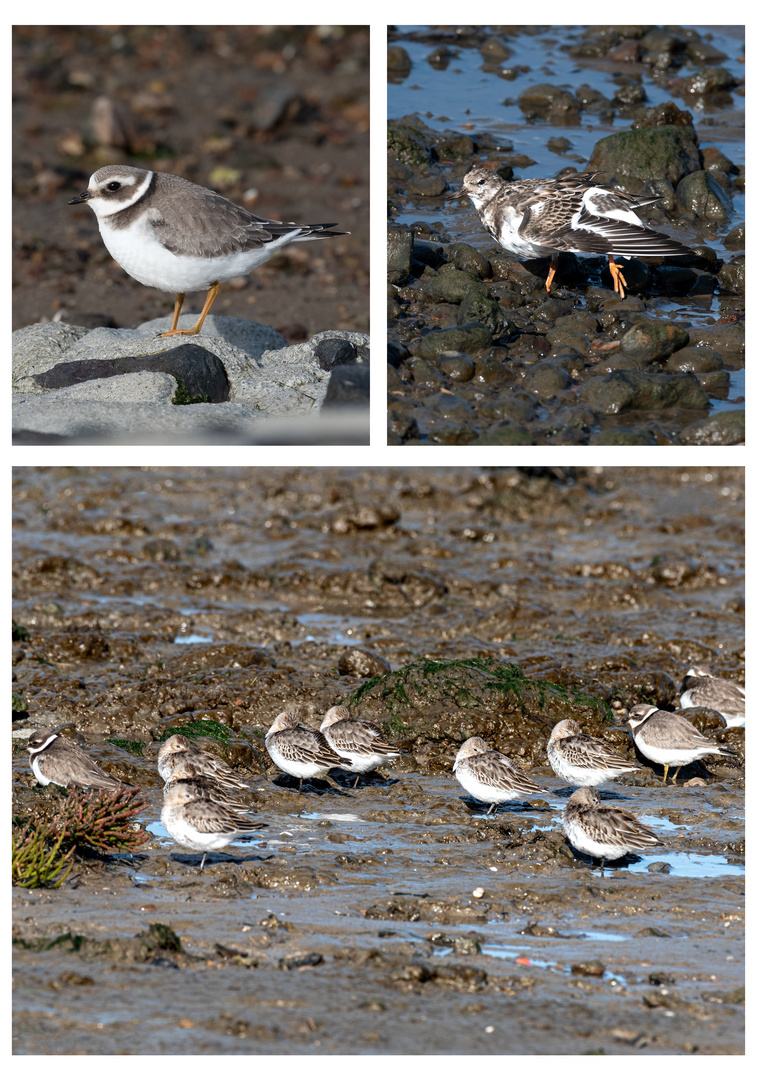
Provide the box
[160,282,220,337]
[164,292,186,334]
[608,256,627,299]
[545,255,559,292]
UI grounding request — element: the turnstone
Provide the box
[453,736,545,817]
[679,666,745,728]
[27,729,121,791]
[157,733,248,793]
[626,704,739,784]
[320,705,403,787]
[562,786,662,875]
[69,165,347,336]
[547,718,641,788]
[265,711,342,793]
[160,784,265,871]
[453,165,694,298]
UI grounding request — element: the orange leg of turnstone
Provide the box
[608,256,627,299]
[545,255,559,292]
[160,281,220,337]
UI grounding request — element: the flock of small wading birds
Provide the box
[24,665,743,876]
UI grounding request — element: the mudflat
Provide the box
[12,466,744,1054]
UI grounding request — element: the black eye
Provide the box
[106,182,121,191]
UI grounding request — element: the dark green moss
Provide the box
[160,719,234,742]
[106,738,145,757]
[172,379,212,406]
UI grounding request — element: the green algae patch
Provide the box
[107,738,146,756]
[349,657,612,763]
[160,718,234,743]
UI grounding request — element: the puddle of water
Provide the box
[580,930,627,942]
[587,849,743,880]
[299,811,363,822]
[710,368,745,414]
[297,613,371,647]
[650,851,744,878]
[173,633,214,645]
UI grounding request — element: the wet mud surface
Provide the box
[12,466,744,1054]
[387,25,745,445]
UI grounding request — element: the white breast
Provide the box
[97,215,289,294]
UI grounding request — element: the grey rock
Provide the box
[321,364,370,409]
[12,317,368,443]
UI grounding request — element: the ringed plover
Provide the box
[626,703,739,784]
[69,165,347,336]
[27,729,121,791]
[679,666,745,728]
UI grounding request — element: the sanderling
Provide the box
[265,711,342,793]
[626,703,739,784]
[163,756,253,812]
[452,165,693,299]
[68,165,347,336]
[453,736,545,817]
[679,666,745,728]
[320,705,402,787]
[157,733,248,792]
[27,729,121,791]
[562,785,662,875]
[547,718,641,787]
[160,784,265,871]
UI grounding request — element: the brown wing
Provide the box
[279,728,342,768]
[149,173,344,259]
[184,798,264,835]
[591,807,661,851]
[473,751,544,795]
[332,720,400,757]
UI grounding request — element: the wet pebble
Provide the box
[571,960,605,977]
[279,951,324,970]
[337,647,391,678]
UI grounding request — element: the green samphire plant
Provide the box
[12,825,74,889]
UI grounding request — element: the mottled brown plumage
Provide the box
[453,165,694,297]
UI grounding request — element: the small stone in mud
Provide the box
[643,988,683,1009]
[521,922,566,938]
[279,951,324,970]
[649,971,676,986]
[647,861,673,874]
[426,931,483,955]
[141,923,182,952]
[47,971,95,989]
[571,959,605,977]
[337,647,391,677]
